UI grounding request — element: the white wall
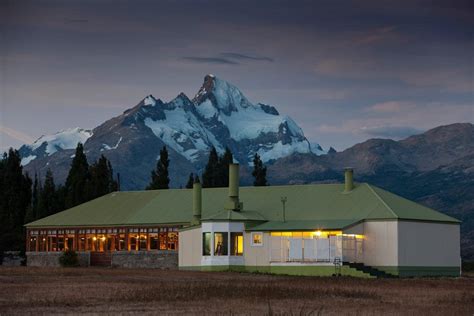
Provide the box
[244,231,271,267]
[398,221,460,267]
[178,227,202,267]
[360,221,399,267]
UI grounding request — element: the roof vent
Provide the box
[344,168,354,192]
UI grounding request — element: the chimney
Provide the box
[344,168,354,192]
[192,180,202,225]
[225,163,242,211]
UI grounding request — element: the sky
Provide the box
[1,0,473,152]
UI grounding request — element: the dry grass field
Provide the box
[0,267,473,315]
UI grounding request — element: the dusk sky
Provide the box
[1,0,473,152]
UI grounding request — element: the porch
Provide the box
[268,231,364,264]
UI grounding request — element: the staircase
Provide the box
[344,262,397,278]
[90,252,112,266]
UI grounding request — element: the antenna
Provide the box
[280,197,287,222]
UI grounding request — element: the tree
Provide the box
[89,155,118,199]
[147,146,170,190]
[252,153,268,186]
[65,143,90,208]
[185,173,195,189]
[202,147,219,188]
[25,173,40,223]
[0,149,32,255]
[37,169,57,218]
[217,147,233,187]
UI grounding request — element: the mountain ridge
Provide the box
[19,75,323,189]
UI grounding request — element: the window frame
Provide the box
[251,232,264,247]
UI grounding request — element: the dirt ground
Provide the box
[0,267,473,315]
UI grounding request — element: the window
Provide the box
[139,234,147,251]
[203,232,211,256]
[214,232,228,256]
[251,232,263,246]
[29,237,37,251]
[149,233,159,250]
[230,232,243,256]
[167,232,178,250]
[129,234,138,251]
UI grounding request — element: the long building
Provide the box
[25,165,461,277]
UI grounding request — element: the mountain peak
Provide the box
[193,74,253,116]
[143,95,157,106]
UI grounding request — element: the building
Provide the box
[25,165,461,277]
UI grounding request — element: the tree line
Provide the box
[0,142,267,257]
[0,144,117,257]
[147,146,267,189]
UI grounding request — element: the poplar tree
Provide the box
[38,169,57,218]
[147,146,170,190]
[217,147,233,187]
[89,155,118,199]
[32,173,40,219]
[65,143,90,208]
[0,149,32,254]
[252,153,268,186]
[202,147,219,188]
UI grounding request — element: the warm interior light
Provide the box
[92,237,97,241]
[100,236,106,241]
[315,231,322,237]
[237,235,243,254]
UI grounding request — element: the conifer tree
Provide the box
[217,147,233,187]
[0,149,32,254]
[65,143,90,208]
[89,155,118,199]
[32,173,39,219]
[252,153,268,186]
[185,173,195,189]
[147,146,170,190]
[38,169,57,218]
[202,147,219,188]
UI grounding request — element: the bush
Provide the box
[59,250,79,267]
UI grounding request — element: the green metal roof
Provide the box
[246,220,359,231]
[202,210,266,221]
[25,183,459,229]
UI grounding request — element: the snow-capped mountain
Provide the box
[19,128,93,165]
[19,75,324,189]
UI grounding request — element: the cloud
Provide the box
[0,125,35,144]
[181,57,239,65]
[366,101,415,113]
[353,26,398,45]
[359,126,422,139]
[181,53,274,66]
[220,52,274,62]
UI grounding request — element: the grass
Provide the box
[0,267,473,315]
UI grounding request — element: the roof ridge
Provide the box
[365,183,399,219]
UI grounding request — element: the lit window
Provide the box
[230,232,243,256]
[214,232,228,256]
[202,232,211,256]
[251,232,263,246]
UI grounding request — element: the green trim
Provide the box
[374,266,460,277]
[179,265,374,278]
